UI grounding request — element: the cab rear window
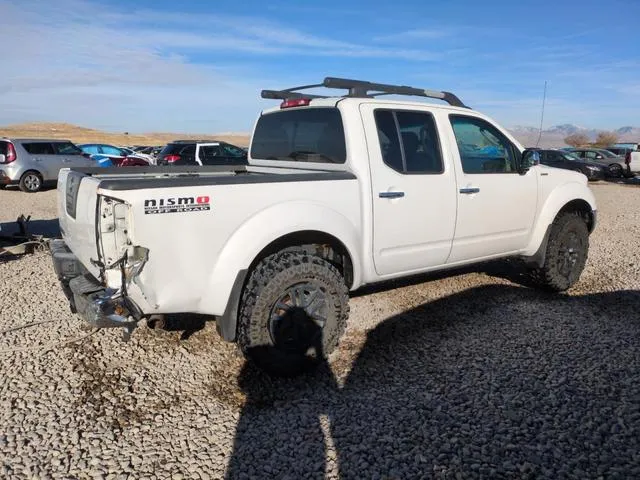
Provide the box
[250,107,346,164]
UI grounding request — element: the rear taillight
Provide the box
[625,152,631,165]
[280,98,311,108]
[4,143,17,163]
[164,154,181,163]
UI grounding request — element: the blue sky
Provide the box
[1,0,639,133]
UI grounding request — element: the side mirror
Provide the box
[596,155,603,159]
[520,149,540,174]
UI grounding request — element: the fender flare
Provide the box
[198,201,362,341]
[522,182,597,266]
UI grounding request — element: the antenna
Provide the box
[535,80,547,147]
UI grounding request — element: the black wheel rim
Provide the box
[557,230,581,278]
[268,282,328,354]
[609,164,622,176]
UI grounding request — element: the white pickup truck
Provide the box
[50,77,597,376]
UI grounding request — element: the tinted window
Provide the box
[251,107,346,163]
[548,151,564,162]
[0,141,7,155]
[22,142,55,155]
[374,109,443,174]
[53,142,83,155]
[562,152,581,161]
[160,143,195,156]
[449,115,517,173]
[199,145,222,164]
[221,143,246,157]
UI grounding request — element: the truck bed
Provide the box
[69,165,356,190]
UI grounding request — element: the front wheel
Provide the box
[608,163,623,178]
[531,212,589,291]
[237,250,349,377]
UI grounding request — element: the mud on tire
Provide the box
[531,211,589,292]
[237,250,349,377]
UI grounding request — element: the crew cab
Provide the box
[50,77,597,377]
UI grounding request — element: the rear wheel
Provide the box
[237,250,349,377]
[19,171,43,192]
[531,211,589,291]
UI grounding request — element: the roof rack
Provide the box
[261,76,468,108]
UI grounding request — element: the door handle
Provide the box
[459,187,480,194]
[379,191,405,199]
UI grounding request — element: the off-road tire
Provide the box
[237,250,349,377]
[532,211,589,291]
[19,171,43,193]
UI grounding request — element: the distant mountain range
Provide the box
[508,124,640,148]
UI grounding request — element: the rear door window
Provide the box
[22,142,55,155]
[250,107,347,163]
[374,109,444,174]
[53,142,83,155]
[199,145,223,164]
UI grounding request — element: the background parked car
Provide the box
[117,146,156,165]
[563,147,631,178]
[0,138,95,192]
[78,143,150,166]
[538,149,606,181]
[156,140,248,166]
[605,146,634,157]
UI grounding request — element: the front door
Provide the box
[361,104,457,276]
[446,114,538,263]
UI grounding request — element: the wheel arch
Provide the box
[197,203,362,341]
[523,187,596,267]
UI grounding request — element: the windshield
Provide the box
[250,107,346,163]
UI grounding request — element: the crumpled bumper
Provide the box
[49,239,140,331]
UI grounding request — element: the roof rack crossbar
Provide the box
[260,76,468,108]
[261,89,327,101]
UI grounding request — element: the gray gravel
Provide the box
[1,182,640,479]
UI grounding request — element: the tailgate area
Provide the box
[57,169,104,280]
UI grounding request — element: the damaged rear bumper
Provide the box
[49,239,141,333]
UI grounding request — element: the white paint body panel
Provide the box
[57,96,597,318]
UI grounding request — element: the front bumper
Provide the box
[49,239,139,331]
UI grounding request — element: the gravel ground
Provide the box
[1,182,639,479]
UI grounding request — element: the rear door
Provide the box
[21,142,60,180]
[361,103,457,276]
[445,114,538,263]
[196,143,221,165]
[52,141,94,169]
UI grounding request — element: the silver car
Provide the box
[0,138,95,192]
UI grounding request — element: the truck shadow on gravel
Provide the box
[226,285,640,479]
